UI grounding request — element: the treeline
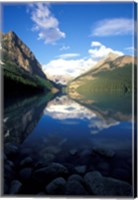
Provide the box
[2,61,54,96]
[76,64,133,97]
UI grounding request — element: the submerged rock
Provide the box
[4,180,9,194]
[9,180,22,194]
[41,146,60,155]
[6,160,14,168]
[68,174,84,183]
[58,138,67,146]
[65,179,87,195]
[34,161,49,169]
[34,162,68,183]
[4,154,7,161]
[69,149,77,155]
[20,157,33,167]
[4,164,15,180]
[5,143,18,157]
[19,167,32,181]
[75,165,86,174]
[19,148,32,157]
[46,177,66,194]
[42,153,55,163]
[93,147,115,158]
[84,171,132,196]
[112,168,131,181]
[97,162,110,171]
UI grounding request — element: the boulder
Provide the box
[46,177,66,194]
[41,146,60,154]
[75,165,86,174]
[19,167,32,181]
[68,174,84,183]
[5,143,18,157]
[33,162,68,183]
[69,149,77,155]
[4,164,15,180]
[20,157,33,167]
[42,153,55,163]
[19,148,32,157]
[112,168,130,180]
[84,171,132,196]
[65,180,88,195]
[4,181,9,194]
[6,160,14,168]
[93,147,115,158]
[9,180,22,194]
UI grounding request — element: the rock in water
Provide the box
[19,168,32,181]
[20,157,33,167]
[68,174,84,183]
[93,147,115,158]
[65,180,88,195]
[42,153,55,163]
[5,143,18,157]
[75,165,86,174]
[33,162,68,183]
[69,149,77,155]
[46,177,66,194]
[4,164,15,181]
[9,180,22,194]
[84,171,132,196]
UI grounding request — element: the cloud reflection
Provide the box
[44,96,120,134]
[44,96,96,120]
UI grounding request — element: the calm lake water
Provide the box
[4,92,133,194]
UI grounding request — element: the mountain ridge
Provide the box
[1,31,46,79]
[72,53,135,83]
[68,54,135,99]
[1,31,58,94]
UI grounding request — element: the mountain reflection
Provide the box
[44,95,131,135]
[4,93,132,145]
[44,95,96,120]
[4,93,54,144]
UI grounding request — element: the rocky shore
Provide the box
[4,142,132,196]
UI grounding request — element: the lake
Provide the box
[3,92,133,196]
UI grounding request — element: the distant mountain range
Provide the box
[0,31,58,95]
[68,53,136,99]
[0,31,136,98]
[46,74,73,85]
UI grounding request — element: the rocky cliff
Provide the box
[0,31,58,95]
[1,31,46,79]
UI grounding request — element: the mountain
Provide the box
[46,74,73,85]
[2,31,46,78]
[68,54,136,99]
[1,31,58,94]
[4,93,55,144]
[83,52,120,76]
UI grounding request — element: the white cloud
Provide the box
[60,45,70,51]
[125,47,134,51]
[88,42,123,60]
[91,41,102,47]
[29,3,65,44]
[92,18,133,36]
[43,58,96,84]
[43,41,123,84]
[57,53,80,59]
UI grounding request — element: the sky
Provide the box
[1,2,136,83]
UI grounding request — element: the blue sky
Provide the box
[1,2,135,83]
